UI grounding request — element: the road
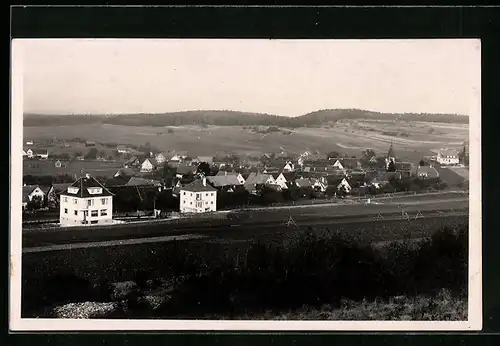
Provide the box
[22,198,468,250]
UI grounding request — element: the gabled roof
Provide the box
[438,148,460,157]
[60,175,114,198]
[22,185,43,203]
[52,183,72,193]
[39,185,53,195]
[295,178,312,188]
[176,164,195,175]
[245,173,273,185]
[142,158,159,167]
[207,175,241,187]
[194,156,214,164]
[126,177,162,187]
[180,179,217,192]
[282,172,297,181]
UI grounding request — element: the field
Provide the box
[23,159,124,177]
[21,216,468,318]
[24,119,468,162]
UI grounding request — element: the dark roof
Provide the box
[282,172,297,181]
[387,142,395,158]
[176,164,195,175]
[52,183,72,193]
[60,175,114,198]
[295,178,312,188]
[126,177,162,186]
[395,162,413,170]
[180,179,217,192]
[22,185,42,203]
[207,175,241,187]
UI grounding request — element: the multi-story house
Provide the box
[59,174,114,226]
[179,177,217,213]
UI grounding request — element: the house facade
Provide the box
[117,145,130,154]
[179,178,217,213]
[337,178,352,193]
[436,149,460,165]
[22,185,46,210]
[155,152,168,164]
[140,158,158,173]
[59,174,114,226]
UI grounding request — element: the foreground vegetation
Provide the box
[23,224,468,320]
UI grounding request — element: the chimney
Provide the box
[202,177,206,186]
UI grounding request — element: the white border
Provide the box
[9,39,482,331]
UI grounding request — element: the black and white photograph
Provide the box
[10,38,481,331]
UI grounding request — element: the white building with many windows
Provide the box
[59,174,114,226]
[179,177,217,213]
[436,148,460,165]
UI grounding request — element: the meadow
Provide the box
[24,119,468,162]
[22,221,468,319]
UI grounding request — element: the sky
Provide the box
[18,39,481,117]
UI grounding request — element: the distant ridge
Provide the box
[23,108,469,127]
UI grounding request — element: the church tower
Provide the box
[385,141,396,170]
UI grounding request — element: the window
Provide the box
[190,202,192,205]
[205,193,208,197]
[83,210,88,217]
[211,201,214,204]
[211,193,214,196]
[183,192,186,195]
[63,197,68,203]
[87,199,93,207]
[64,208,68,214]
[73,199,77,204]
[74,210,78,216]
[91,220,98,224]
[101,198,107,205]
[100,209,107,216]
[196,193,200,199]
[91,210,98,217]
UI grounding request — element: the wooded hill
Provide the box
[24,109,469,127]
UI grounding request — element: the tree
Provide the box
[197,162,211,177]
[326,151,341,159]
[362,149,376,160]
[26,195,44,211]
[84,148,98,160]
[162,164,177,186]
[336,185,348,198]
[419,159,426,166]
[387,160,396,172]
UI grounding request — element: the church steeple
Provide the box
[387,141,395,159]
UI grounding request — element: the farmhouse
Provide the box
[206,175,242,191]
[179,178,217,213]
[154,152,168,165]
[117,145,130,154]
[436,148,460,165]
[59,174,114,226]
[22,185,46,210]
[140,158,159,173]
[215,171,246,185]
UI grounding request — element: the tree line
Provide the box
[24,109,469,128]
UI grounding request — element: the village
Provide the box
[21,137,470,227]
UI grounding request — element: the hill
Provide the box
[23,109,469,128]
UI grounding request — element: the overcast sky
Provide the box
[18,39,480,117]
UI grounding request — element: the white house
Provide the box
[22,185,46,210]
[273,172,289,189]
[436,149,460,165]
[155,152,168,165]
[140,158,158,173]
[179,178,217,213]
[117,145,130,154]
[332,160,344,170]
[283,161,295,172]
[25,148,34,158]
[337,178,352,193]
[26,140,33,145]
[312,177,328,192]
[59,174,114,226]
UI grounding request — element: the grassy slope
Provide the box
[24,122,467,162]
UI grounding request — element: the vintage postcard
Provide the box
[10,38,481,331]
